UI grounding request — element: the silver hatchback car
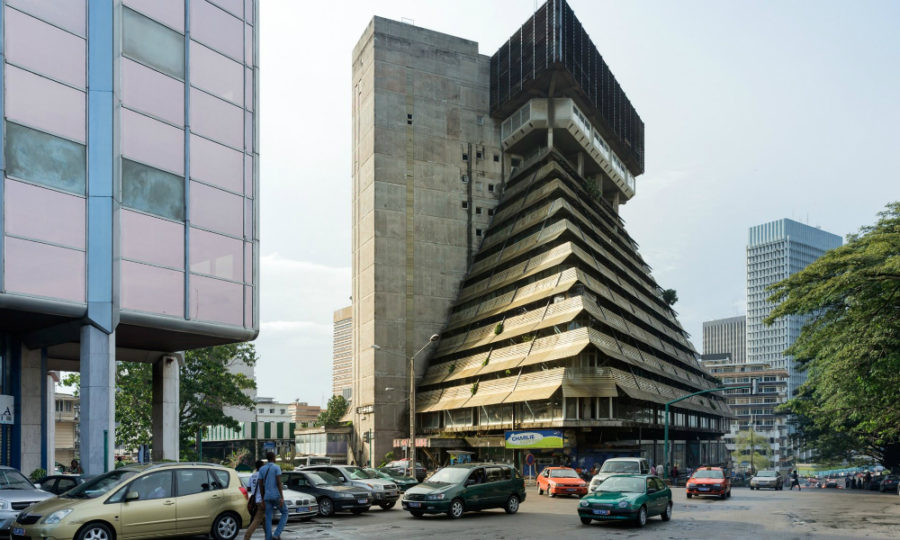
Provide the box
[0,467,55,536]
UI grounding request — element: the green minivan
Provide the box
[401,463,526,519]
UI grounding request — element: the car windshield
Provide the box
[597,476,644,493]
[64,469,138,499]
[549,469,579,478]
[692,470,724,479]
[388,461,423,469]
[426,467,470,484]
[363,468,388,479]
[344,467,374,480]
[0,470,35,489]
[304,472,341,486]
[600,461,639,473]
[757,471,777,477]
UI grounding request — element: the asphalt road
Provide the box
[245,486,900,540]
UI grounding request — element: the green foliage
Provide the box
[662,289,678,306]
[447,363,455,375]
[379,451,395,467]
[505,369,512,376]
[29,468,46,482]
[482,351,491,367]
[494,322,504,335]
[520,333,535,343]
[115,460,136,469]
[766,202,900,468]
[730,430,772,473]
[315,395,349,427]
[471,380,479,395]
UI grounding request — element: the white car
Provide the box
[239,472,319,520]
[588,457,651,492]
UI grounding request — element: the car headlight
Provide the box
[426,493,445,500]
[579,500,589,507]
[338,493,355,499]
[44,508,74,525]
[617,501,629,508]
[0,499,8,510]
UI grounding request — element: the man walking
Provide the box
[790,469,801,491]
[259,452,288,540]
[243,460,265,540]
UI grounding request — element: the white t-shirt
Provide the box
[249,471,262,503]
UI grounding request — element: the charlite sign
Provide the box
[504,429,564,449]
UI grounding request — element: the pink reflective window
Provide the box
[121,209,184,268]
[122,58,184,126]
[190,40,242,105]
[190,227,242,280]
[190,181,243,237]
[244,0,253,25]
[190,0,243,61]
[123,0,184,32]
[190,134,242,193]
[190,274,243,326]
[208,0,243,20]
[244,155,253,197]
[4,65,85,143]
[121,109,184,175]
[121,261,184,316]
[4,237,84,303]
[190,88,243,149]
[244,23,253,66]
[245,285,253,328]
[6,0,86,36]
[244,198,253,239]
[5,179,85,249]
[4,7,85,88]
[244,110,253,152]
[244,67,253,111]
[244,242,253,284]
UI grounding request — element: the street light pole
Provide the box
[409,334,440,479]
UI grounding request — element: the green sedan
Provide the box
[368,467,419,492]
[577,474,672,527]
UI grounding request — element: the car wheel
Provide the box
[549,491,556,498]
[661,500,673,521]
[538,486,544,495]
[580,517,592,525]
[686,492,692,499]
[76,522,113,540]
[504,494,520,514]
[636,505,648,527]
[410,510,424,518]
[447,498,465,519]
[318,497,334,517]
[211,512,240,540]
[727,489,732,498]
[380,502,395,510]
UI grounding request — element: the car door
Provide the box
[55,477,79,494]
[120,470,177,539]
[645,478,664,515]
[462,468,491,509]
[539,469,550,492]
[175,469,218,535]
[484,467,506,507]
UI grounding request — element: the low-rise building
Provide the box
[289,401,321,427]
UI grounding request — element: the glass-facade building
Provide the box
[0,0,258,475]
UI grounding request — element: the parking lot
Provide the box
[243,486,900,539]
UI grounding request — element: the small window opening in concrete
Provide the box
[462,153,468,161]
[475,207,482,215]
[488,183,495,193]
[461,201,469,209]
[493,154,500,162]
[476,228,483,236]
[488,208,495,216]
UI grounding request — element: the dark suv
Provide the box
[401,463,526,519]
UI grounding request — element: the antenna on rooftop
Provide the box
[401,17,415,26]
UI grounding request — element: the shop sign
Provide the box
[504,429,564,449]
[392,438,428,448]
[0,395,13,425]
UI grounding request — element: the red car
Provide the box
[685,466,731,499]
[537,467,588,497]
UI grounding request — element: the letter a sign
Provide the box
[0,395,14,425]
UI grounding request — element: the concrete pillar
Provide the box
[18,348,42,476]
[80,325,115,475]
[152,354,181,461]
[45,372,57,474]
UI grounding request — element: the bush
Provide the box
[470,381,479,395]
[29,468,46,482]
[494,322,504,335]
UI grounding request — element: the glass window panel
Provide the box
[4,65,85,143]
[123,0,184,33]
[123,7,185,79]
[121,261,183,316]
[5,123,86,195]
[244,0,253,25]
[190,0,243,61]
[5,179,85,249]
[5,237,84,303]
[190,88,243,149]
[245,285,253,328]
[190,181,242,237]
[190,274,243,326]
[244,155,253,197]
[6,0,86,36]
[244,198,253,239]
[244,23,253,66]
[189,227,242,280]
[190,134,242,193]
[122,159,184,221]
[244,242,252,284]
[244,67,253,111]
[190,40,242,105]
[121,209,184,268]
[122,58,184,126]
[4,7,85,87]
[208,0,243,20]
[244,110,253,152]
[121,109,184,175]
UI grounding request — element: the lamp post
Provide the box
[409,334,440,478]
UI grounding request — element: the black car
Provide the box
[34,475,86,495]
[878,474,899,493]
[383,460,427,482]
[283,470,372,517]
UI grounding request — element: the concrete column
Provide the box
[18,347,42,476]
[45,372,57,474]
[80,325,115,475]
[152,354,181,461]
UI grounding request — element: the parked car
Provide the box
[578,475,672,527]
[401,463,526,519]
[383,460,427,482]
[239,473,318,521]
[878,474,899,493]
[536,467,587,497]
[685,467,731,499]
[588,458,650,492]
[12,462,249,540]
[749,470,784,491]
[368,468,419,492]
[283,470,372,517]
[866,476,883,491]
[303,465,399,509]
[0,467,56,538]
[34,474,87,495]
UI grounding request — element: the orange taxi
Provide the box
[685,466,731,499]
[537,467,588,497]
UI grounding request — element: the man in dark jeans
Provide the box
[259,452,288,540]
[790,470,801,491]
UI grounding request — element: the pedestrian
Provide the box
[672,464,679,481]
[70,459,83,474]
[259,452,288,540]
[590,463,599,479]
[790,469,800,491]
[650,464,656,476]
[844,475,851,489]
[864,471,872,489]
[243,460,265,540]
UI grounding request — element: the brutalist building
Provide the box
[351,0,728,471]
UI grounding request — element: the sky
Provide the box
[255,0,900,406]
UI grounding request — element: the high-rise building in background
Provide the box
[332,306,353,399]
[0,0,259,474]
[351,0,729,469]
[703,316,745,364]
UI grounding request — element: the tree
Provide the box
[662,288,678,306]
[315,395,349,427]
[731,429,772,473]
[765,202,900,469]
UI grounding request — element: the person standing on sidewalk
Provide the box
[790,469,801,491]
[243,460,265,540]
[260,452,288,540]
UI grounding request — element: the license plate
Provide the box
[699,487,709,491]
[12,527,25,536]
[567,488,575,491]
[357,498,368,504]
[593,509,610,515]
[408,501,421,508]
[298,506,308,512]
